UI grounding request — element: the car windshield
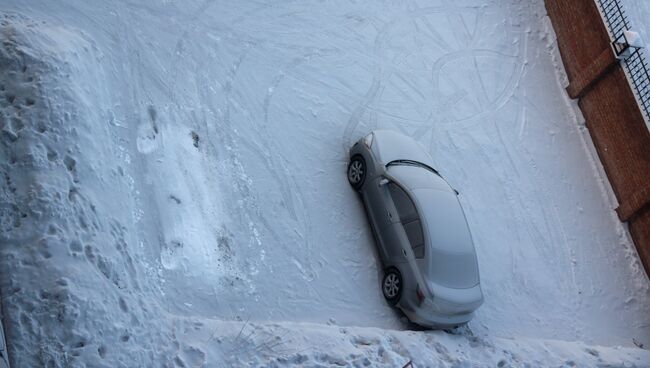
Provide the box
[386,164,450,192]
[387,160,439,175]
[412,189,480,289]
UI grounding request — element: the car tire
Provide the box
[382,267,402,305]
[347,155,366,190]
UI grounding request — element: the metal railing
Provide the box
[625,48,650,120]
[596,0,650,124]
[598,0,630,39]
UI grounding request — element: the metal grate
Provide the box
[624,48,650,118]
[596,0,650,122]
[598,0,630,40]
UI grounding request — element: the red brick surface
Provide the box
[617,186,650,222]
[545,0,611,80]
[566,47,617,98]
[545,0,650,276]
[579,67,650,210]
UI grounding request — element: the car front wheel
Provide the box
[347,155,366,190]
[382,268,402,305]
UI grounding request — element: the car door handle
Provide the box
[402,248,407,257]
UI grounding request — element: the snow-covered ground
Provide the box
[0,0,649,366]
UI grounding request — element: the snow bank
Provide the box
[0,14,179,366]
[177,319,650,367]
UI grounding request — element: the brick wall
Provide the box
[545,0,650,277]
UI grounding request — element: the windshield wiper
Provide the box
[386,160,440,176]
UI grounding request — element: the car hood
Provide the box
[372,130,436,168]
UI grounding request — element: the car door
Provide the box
[387,182,430,293]
[362,177,399,262]
[385,181,419,262]
[400,211,427,292]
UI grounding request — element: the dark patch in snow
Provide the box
[147,105,158,134]
[191,130,199,148]
[169,194,181,204]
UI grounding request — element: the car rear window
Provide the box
[429,250,479,288]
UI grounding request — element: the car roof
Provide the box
[411,188,475,255]
[386,160,479,288]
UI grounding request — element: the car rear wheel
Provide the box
[382,268,402,305]
[347,155,366,190]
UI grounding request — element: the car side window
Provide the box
[403,220,425,258]
[388,182,417,222]
[388,182,425,259]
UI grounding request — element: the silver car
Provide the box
[347,130,483,328]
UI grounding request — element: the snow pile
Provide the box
[620,0,650,50]
[0,0,649,366]
[0,14,181,366]
[165,319,650,367]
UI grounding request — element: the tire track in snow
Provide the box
[342,4,527,149]
[168,0,217,103]
[341,12,392,150]
[429,48,525,126]
[192,44,292,299]
[234,52,331,282]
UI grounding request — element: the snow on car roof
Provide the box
[411,188,475,256]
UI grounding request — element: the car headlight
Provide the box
[363,132,374,149]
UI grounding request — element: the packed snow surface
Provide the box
[0,0,649,366]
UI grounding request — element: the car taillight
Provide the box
[416,284,425,305]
